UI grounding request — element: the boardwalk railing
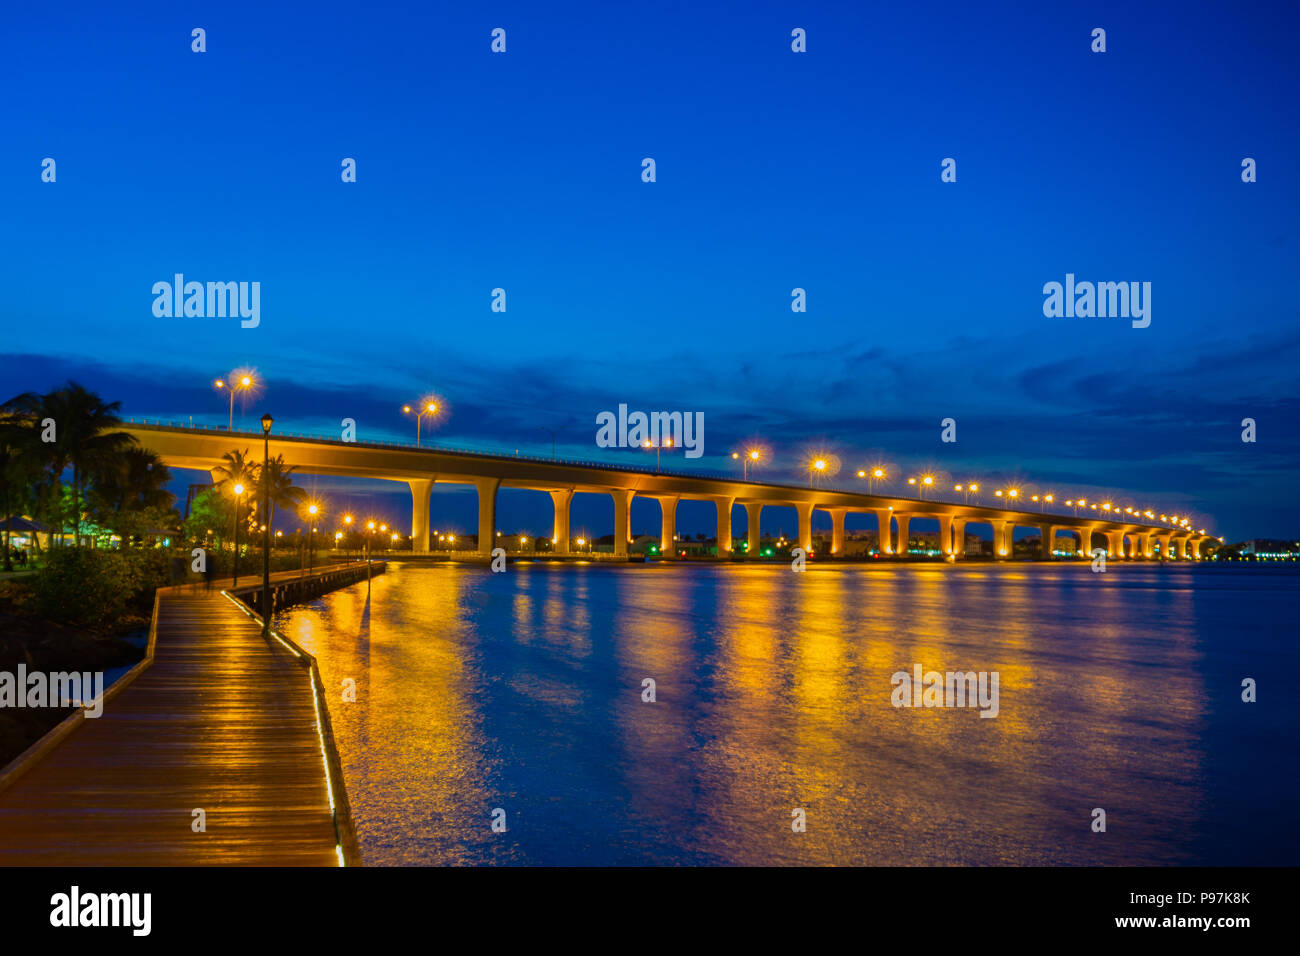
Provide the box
[223,559,388,865]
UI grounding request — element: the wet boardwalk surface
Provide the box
[0,572,343,866]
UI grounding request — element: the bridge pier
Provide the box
[936,514,953,556]
[992,519,1010,558]
[713,496,735,557]
[829,508,847,555]
[874,508,893,554]
[1136,532,1151,559]
[895,514,912,556]
[795,502,813,553]
[476,477,500,558]
[612,489,635,557]
[408,478,433,552]
[550,489,573,554]
[1105,530,1124,559]
[746,503,762,558]
[1039,524,1054,560]
[659,495,679,558]
[1174,535,1189,560]
[1077,526,1093,558]
[951,517,967,558]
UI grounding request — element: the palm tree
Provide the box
[92,447,173,512]
[89,447,175,545]
[211,448,255,494]
[250,455,305,534]
[9,383,135,547]
[212,449,257,552]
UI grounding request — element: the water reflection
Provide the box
[275,561,1299,865]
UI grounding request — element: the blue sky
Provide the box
[3,0,1298,538]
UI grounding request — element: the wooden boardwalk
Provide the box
[0,567,366,866]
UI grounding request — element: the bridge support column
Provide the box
[829,508,847,555]
[936,514,953,556]
[1174,535,1188,560]
[612,489,635,557]
[874,509,893,554]
[1105,530,1123,559]
[1137,532,1151,559]
[1077,527,1093,558]
[1190,536,1203,560]
[713,496,735,557]
[795,502,813,553]
[550,489,573,554]
[475,477,500,558]
[1156,533,1172,559]
[659,496,679,558]
[745,503,762,558]
[951,517,967,558]
[895,514,912,556]
[992,519,1010,558]
[408,478,433,552]
[1040,525,1055,560]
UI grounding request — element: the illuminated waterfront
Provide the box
[275,562,1299,866]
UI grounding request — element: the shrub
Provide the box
[31,548,172,629]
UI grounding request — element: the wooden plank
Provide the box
[0,565,372,866]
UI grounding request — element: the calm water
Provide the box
[273,561,1299,866]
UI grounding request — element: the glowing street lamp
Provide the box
[731,448,761,480]
[214,372,255,430]
[304,502,320,574]
[259,413,273,636]
[644,437,673,471]
[230,481,246,586]
[402,399,440,447]
[861,467,885,494]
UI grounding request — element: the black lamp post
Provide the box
[260,413,273,636]
[232,483,244,587]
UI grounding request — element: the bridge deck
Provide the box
[0,573,342,866]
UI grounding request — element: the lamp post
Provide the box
[260,413,273,636]
[643,438,672,472]
[403,401,439,447]
[307,503,318,574]
[215,374,254,430]
[732,448,761,480]
[231,482,244,586]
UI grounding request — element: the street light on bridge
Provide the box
[644,437,673,472]
[731,447,761,480]
[214,371,256,430]
[402,398,440,447]
[860,467,886,494]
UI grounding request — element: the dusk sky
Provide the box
[3,0,1297,539]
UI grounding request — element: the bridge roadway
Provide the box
[124,422,1214,562]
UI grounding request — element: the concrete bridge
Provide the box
[125,422,1215,562]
